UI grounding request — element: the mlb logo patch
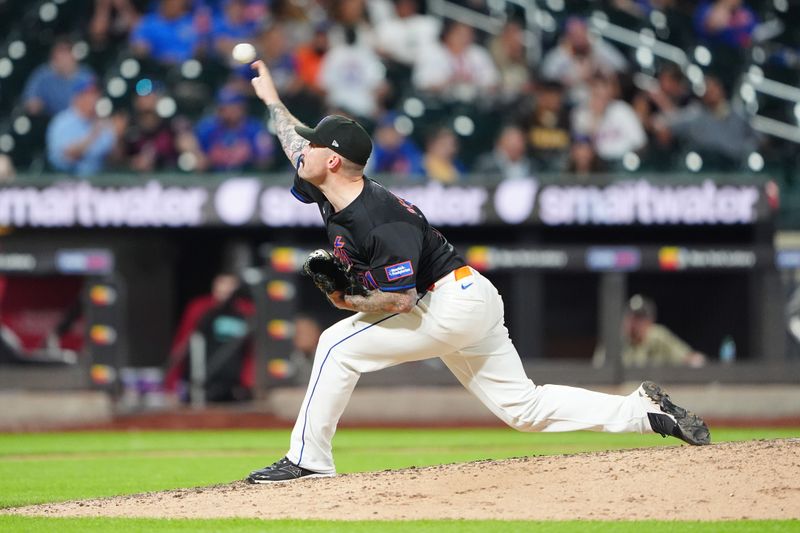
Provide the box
[385,260,414,281]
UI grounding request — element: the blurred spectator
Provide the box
[693,0,758,87]
[422,126,465,184]
[567,135,606,176]
[655,74,759,170]
[611,0,683,19]
[46,78,124,177]
[286,313,322,384]
[609,0,654,19]
[205,0,268,22]
[22,38,96,118]
[270,0,326,48]
[367,112,424,177]
[164,272,256,402]
[89,0,143,47]
[520,79,571,171]
[251,24,301,96]
[319,27,387,122]
[539,17,628,105]
[211,0,263,62]
[488,20,532,104]
[694,0,757,50]
[0,276,84,365]
[251,23,324,128]
[632,63,689,135]
[784,282,800,359]
[593,295,707,368]
[412,21,499,104]
[0,155,15,182]
[195,87,275,171]
[364,0,396,26]
[122,90,176,171]
[571,73,647,163]
[635,63,689,114]
[327,0,376,48]
[632,63,690,166]
[295,22,331,94]
[130,0,205,64]
[121,89,203,172]
[374,0,440,105]
[375,0,440,68]
[474,125,534,180]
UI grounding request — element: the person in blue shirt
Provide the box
[46,78,122,177]
[130,0,204,64]
[22,37,96,118]
[367,112,424,179]
[694,0,757,50]
[211,0,263,61]
[195,87,275,171]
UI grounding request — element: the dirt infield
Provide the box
[8,439,800,521]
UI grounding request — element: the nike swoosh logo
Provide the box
[461,282,473,290]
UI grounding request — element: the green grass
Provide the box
[1,517,799,533]
[1,428,798,532]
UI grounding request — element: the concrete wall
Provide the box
[3,384,800,430]
[263,383,800,424]
[0,391,112,430]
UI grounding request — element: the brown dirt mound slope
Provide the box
[7,439,800,521]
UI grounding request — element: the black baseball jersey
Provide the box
[291,175,465,292]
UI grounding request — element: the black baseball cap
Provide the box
[295,115,372,166]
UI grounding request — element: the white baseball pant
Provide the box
[286,267,655,474]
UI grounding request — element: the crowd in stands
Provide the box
[1,0,798,181]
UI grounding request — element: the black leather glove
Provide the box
[302,249,369,296]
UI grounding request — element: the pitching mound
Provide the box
[8,439,800,521]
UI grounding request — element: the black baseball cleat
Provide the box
[247,457,334,483]
[639,381,711,446]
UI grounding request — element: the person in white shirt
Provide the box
[571,73,646,162]
[375,0,441,67]
[540,17,628,105]
[488,19,534,104]
[318,27,387,120]
[412,21,499,103]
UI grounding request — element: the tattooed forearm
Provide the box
[344,289,417,314]
[267,103,309,164]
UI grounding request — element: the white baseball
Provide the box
[232,42,256,64]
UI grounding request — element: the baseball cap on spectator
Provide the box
[314,20,332,33]
[217,87,247,106]
[564,16,587,33]
[295,115,372,166]
[377,111,399,129]
[537,79,564,92]
[626,295,656,320]
[72,76,98,95]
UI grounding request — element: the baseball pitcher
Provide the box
[246,60,710,483]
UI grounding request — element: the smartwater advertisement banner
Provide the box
[0,177,773,228]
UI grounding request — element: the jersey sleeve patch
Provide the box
[385,260,414,281]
